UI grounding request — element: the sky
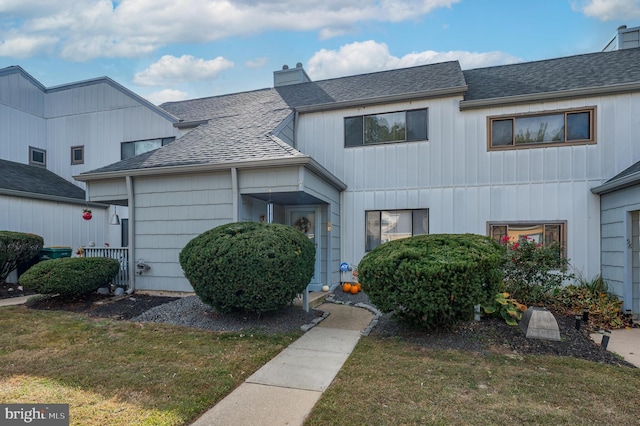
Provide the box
[1,0,639,105]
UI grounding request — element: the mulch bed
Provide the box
[24,292,179,320]
[3,281,636,368]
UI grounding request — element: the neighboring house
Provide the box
[0,66,180,254]
[5,27,640,313]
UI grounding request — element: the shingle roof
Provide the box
[463,47,640,101]
[85,61,467,174]
[82,49,640,176]
[0,159,85,200]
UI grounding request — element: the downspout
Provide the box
[126,175,136,294]
[231,167,239,221]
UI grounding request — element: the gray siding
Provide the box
[132,172,234,292]
[0,194,108,249]
[296,92,640,282]
[600,186,640,311]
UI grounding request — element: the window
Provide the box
[121,137,175,160]
[29,147,46,167]
[71,146,84,165]
[488,108,595,150]
[489,222,566,257]
[345,108,428,147]
[366,209,429,251]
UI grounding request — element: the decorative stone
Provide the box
[113,287,125,296]
[96,287,110,295]
[519,307,561,341]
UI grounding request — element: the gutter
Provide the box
[591,170,640,195]
[126,176,136,294]
[295,86,468,113]
[0,188,108,207]
[74,155,348,191]
[460,82,640,110]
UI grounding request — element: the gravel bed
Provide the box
[132,295,321,334]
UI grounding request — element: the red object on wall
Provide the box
[82,210,92,220]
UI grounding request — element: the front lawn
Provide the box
[305,336,640,425]
[0,306,299,426]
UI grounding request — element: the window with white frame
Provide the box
[29,146,46,167]
[121,137,175,160]
[345,108,428,147]
[488,107,595,150]
[366,209,429,251]
[489,222,566,257]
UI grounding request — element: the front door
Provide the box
[287,206,321,291]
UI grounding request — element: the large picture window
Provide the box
[489,222,566,257]
[121,137,175,160]
[488,108,595,150]
[366,209,429,251]
[345,108,428,147]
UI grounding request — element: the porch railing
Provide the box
[83,247,130,289]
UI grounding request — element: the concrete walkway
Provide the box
[0,295,35,307]
[590,329,640,367]
[190,303,375,426]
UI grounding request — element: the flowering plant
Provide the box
[501,235,572,305]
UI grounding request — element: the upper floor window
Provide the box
[366,209,429,251]
[71,146,84,165]
[121,137,175,160]
[489,221,566,258]
[29,147,46,167]
[488,107,595,150]
[345,108,428,147]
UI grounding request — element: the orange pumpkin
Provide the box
[342,283,352,293]
[349,284,359,294]
[354,283,362,292]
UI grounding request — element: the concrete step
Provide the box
[293,291,329,310]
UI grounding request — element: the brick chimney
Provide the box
[273,62,311,87]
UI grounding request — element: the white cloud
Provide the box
[133,55,234,86]
[307,40,522,80]
[0,0,460,60]
[572,0,640,20]
[245,57,268,68]
[143,89,190,105]
[0,34,58,58]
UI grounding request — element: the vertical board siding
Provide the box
[0,195,107,250]
[295,93,640,282]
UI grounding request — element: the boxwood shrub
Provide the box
[19,257,120,297]
[358,234,504,328]
[0,231,44,281]
[179,222,315,315]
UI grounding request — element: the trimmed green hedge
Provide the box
[358,234,504,328]
[0,231,44,281]
[179,222,315,315]
[19,257,120,297]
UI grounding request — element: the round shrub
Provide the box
[19,257,120,297]
[179,222,315,315]
[358,234,504,329]
[0,231,44,281]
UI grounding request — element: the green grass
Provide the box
[0,306,300,426]
[305,336,640,425]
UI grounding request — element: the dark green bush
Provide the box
[19,257,120,297]
[179,222,315,315]
[358,234,504,328]
[0,231,44,281]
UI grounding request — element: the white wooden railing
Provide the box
[83,247,130,289]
